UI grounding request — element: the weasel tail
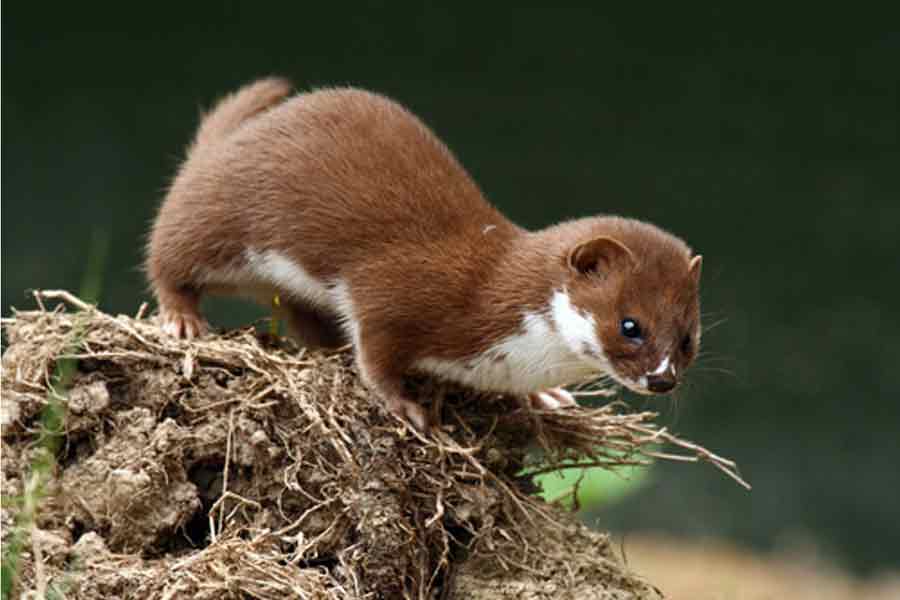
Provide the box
[190,77,293,152]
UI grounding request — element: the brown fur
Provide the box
[146,78,702,427]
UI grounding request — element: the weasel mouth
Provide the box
[577,356,677,396]
[611,373,676,396]
[646,374,677,393]
[626,377,655,395]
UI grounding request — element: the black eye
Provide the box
[681,334,692,353]
[621,318,642,339]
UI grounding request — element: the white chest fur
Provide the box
[415,290,610,394]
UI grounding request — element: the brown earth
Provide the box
[1,291,738,599]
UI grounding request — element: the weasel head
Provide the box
[557,222,703,395]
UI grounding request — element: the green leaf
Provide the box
[534,463,651,510]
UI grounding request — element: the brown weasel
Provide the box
[146,77,703,430]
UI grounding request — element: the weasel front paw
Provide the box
[384,394,430,431]
[527,387,577,410]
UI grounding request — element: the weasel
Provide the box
[146,78,703,430]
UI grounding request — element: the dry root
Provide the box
[0,290,746,599]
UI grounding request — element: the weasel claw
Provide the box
[160,311,208,339]
[386,395,429,431]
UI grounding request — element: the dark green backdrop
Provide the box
[4,4,898,573]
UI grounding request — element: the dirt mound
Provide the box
[1,291,745,599]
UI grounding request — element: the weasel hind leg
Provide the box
[156,284,208,339]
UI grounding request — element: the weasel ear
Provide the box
[568,236,635,276]
[689,254,703,284]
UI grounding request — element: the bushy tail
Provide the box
[191,77,293,151]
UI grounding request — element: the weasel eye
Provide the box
[681,334,692,353]
[621,318,642,339]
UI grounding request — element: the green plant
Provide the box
[1,228,107,599]
[1,352,74,599]
[533,461,652,511]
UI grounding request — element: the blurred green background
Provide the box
[3,4,898,574]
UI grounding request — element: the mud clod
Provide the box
[2,291,741,598]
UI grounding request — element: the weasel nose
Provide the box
[646,375,676,393]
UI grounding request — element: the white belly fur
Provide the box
[198,248,340,310]
[243,248,336,309]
